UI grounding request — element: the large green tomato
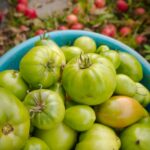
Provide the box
[75,123,121,150]
[120,123,150,150]
[133,83,150,107]
[61,46,83,62]
[22,137,50,150]
[100,50,121,69]
[23,89,65,130]
[117,52,143,82]
[0,87,30,150]
[20,46,65,89]
[35,123,77,150]
[0,70,28,100]
[96,96,148,128]
[62,53,116,105]
[64,105,96,131]
[74,36,96,53]
[115,74,136,96]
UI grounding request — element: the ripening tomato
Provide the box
[96,96,148,128]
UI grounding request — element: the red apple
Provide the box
[135,35,147,45]
[0,12,4,22]
[135,7,145,15]
[70,23,84,30]
[101,24,116,37]
[72,7,80,15]
[24,8,37,19]
[35,29,45,36]
[94,0,106,8]
[18,0,28,6]
[119,26,131,36]
[58,25,68,30]
[16,3,27,13]
[19,25,29,32]
[66,14,78,25]
[117,0,128,12]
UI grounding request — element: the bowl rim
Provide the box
[0,30,149,69]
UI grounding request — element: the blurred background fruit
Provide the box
[0,0,149,62]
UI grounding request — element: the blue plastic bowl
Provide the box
[0,30,150,90]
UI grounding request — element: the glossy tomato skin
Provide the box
[133,83,150,107]
[0,70,28,100]
[22,137,50,150]
[23,89,65,130]
[35,123,77,150]
[62,53,116,105]
[120,123,150,150]
[64,105,96,131]
[74,36,97,53]
[20,46,65,89]
[75,123,121,150]
[100,50,121,69]
[115,74,136,96]
[0,87,30,150]
[96,96,148,128]
[117,52,143,82]
[61,46,83,62]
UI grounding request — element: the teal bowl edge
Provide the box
[0,30,150,91]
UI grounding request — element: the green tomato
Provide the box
[117,52,143,82]
[0,87,30,150]
[22,137,50,150]
[75,123,121,150]
[96,96,148,128]
[35,123,77,150]
[115,74,136,96]
[74,36,96,53]
[61,46,83,62]
[20,46,65,89]
[120,123,150,150]
[96,45,110,53]
[100,50,121,69]
[64,105,96,131]
[0,70,28,100]
[62,53,116,105]
[23,89,65,130]
[35,38,66,62]
[133,83,150,107]
[49,83,65,102]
